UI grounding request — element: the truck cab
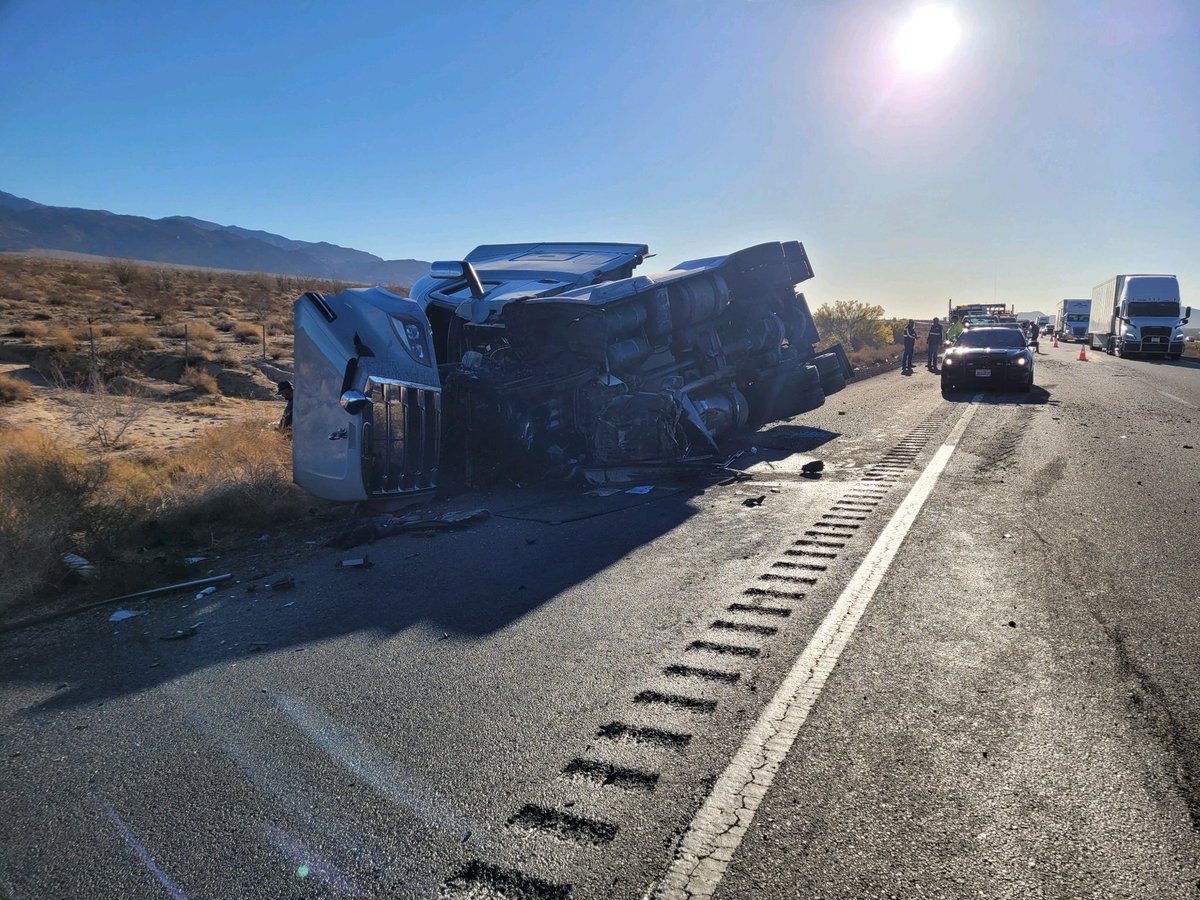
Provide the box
[1090,275,1189,359]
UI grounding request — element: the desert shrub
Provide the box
[32,326,77,354]
[109,258,140,285]
[113,322,162,351]
[180,367,219,395]
[232,321,261,343]
[0,429,108,613]
[188,321,220,342]
[65,377,150,451]
[12,321,46,340]
[0,373,34,404]
[813,301,894,351]
[152,418,304,538]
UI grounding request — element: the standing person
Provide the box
[926,316,943,371]
[901,320,916,374]
[947,314,964,344]
[276,380,294,434]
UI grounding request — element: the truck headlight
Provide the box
[392,317,432,366]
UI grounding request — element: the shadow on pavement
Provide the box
[940,385,1054,405]
[0,417,844,713]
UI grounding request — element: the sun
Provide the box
[895,5,962,73]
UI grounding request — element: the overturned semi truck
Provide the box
[292,240,851,502]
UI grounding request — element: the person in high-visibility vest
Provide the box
[926,317,943,370]
[946,315,964,344]
[901,320,916,374]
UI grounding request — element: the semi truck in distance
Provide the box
[1088,275,1189,358]
[1055,299,1090,342]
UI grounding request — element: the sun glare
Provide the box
[895,5,961,73]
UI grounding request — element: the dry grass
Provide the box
[0,418,305,616]
[232,321,261,344]
[180,366,219,395]
[111,322,162,351]
[0,372,34,404]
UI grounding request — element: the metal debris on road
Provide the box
[336,555,372,570]
[269,576,295,591]
[194,586,218,601]
[327,509,491,549]
[743,495,766,507]
[159,625,199,641]
[624,485,654,495]
[801,459,825,474]
[108,610,142,622]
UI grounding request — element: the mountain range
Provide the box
[0,190,429,286]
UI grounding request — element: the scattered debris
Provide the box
[280,601,295,609]
[249,641,270,652]
[438,632,450,641]
[101,574,232,606]
[1007,621,1017,628]
[160,625,199,641]
[194,586,218,601]
[743,495,766,508]
[183,556,207,566]
[624,485,654,495]
[585,488,622,497]
[269,576,295,592]
[801,459,825,474]
[327,509,491,549]
[1002,533,1014,539]
[336,554,373,570]
[108,610,142,622]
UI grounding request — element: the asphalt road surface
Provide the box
[2,344,1198,899]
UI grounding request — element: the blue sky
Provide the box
[1,0,1196,317]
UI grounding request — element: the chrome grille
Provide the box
[362,380,440,495]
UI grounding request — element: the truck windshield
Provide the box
[955,329,1026,348]
[1066,314,1088,322]
[1127,301,1180,317]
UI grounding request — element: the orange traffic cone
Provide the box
[1078,345,1087,361]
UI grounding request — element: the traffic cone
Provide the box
[1078,345,1087,361]
[1052,335,1059,348]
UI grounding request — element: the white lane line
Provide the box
[1158,390,1196,409]
[653,397,982,900]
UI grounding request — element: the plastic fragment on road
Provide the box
[743,495,766,507]
[336,554,372,570]
[624,485,654,495]
[327,509,492,549]
[194,586,218,601]
[108,610,142,622]
[270,576,295,591]
[62,553,96,580]
[183,556,207,565]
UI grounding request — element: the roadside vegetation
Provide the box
[0,253,411,618]
[813,300,902,371]
[0,418,306,617]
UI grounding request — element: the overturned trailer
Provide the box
[292,241,851,502]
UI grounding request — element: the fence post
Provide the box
[184,322,189,368]
[261,323,267,361]
[88,320,97,384]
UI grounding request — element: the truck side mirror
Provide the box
[430,260,486,299]
[340,390,370,415]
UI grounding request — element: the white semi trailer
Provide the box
[1055,299,1090,342]
[1088,275,1189,359]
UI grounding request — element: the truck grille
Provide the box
[363,380,440,495]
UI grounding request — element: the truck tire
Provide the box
[813,352,847,395]
[1116,341,1127,358]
